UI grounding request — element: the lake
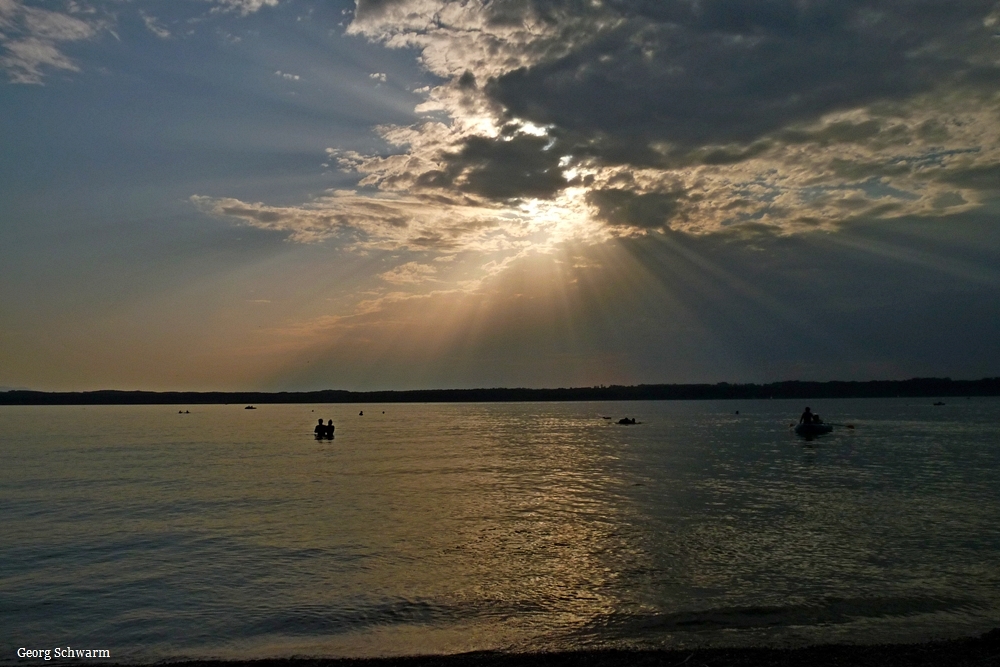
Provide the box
[2,398,999,662]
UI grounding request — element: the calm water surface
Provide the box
[2,399,999,661]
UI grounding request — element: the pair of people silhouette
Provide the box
[314,419,335,439]
[799,407,823,425]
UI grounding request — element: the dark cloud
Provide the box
[779,120,885,146]
[457,70,477,90]
[587,188,685,229]
[345,0,1000,237]
[352,0,410,22]
[430,134,566,201]
[939,163,1000,191]
[484,0,999,156]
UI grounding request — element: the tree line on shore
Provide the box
[2,377,999,405]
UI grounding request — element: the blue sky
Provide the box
[2,0,999,391]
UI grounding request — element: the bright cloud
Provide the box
[190,185,604,252]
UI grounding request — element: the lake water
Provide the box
[2,398,1000,663]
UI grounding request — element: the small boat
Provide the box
[933,401,945,406]
[794,422,833,436]
[245,405,257,410]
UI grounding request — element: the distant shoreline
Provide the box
[2,377,999,405]
[79,628,1000,667]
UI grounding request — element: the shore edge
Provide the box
[77,629,1000,667]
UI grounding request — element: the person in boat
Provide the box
[325,419,335,438]
[799,407,814,424]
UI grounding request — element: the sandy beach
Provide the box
[87,630,1000,667]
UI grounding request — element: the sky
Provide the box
[1,0,999,392]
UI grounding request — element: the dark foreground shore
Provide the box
[91,630,1000,667]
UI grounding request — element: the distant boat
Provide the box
[245,405,256,410]
[933,401,945,406]
[795,422,833,437]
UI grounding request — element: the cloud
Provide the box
[208,0,279,16]
[140,11,170,40]
[483,1,997,149]
[379,261,437,284]
[335,0,1000,238]
[0,0,283,83]
[191,188,604,251]
[586,188,686,230]
[369,71,386,82]
[194,0,1000,304]
[433,133,567,200]
[0,0,100,83]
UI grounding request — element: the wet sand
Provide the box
[98,629,1000,667]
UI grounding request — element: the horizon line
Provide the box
[2,377,999,405]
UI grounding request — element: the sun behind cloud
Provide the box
[196,0,1000,255]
